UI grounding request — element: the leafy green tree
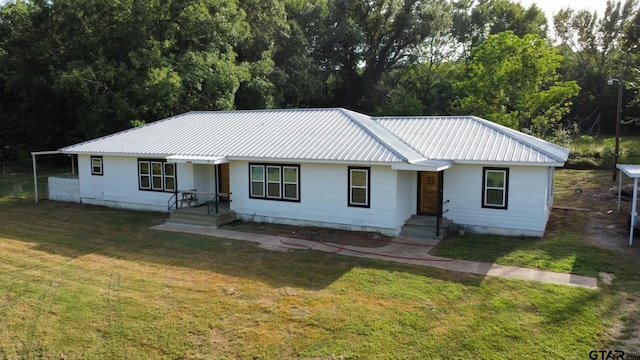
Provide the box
[374,88,424,116]
[234,0,289,109]
[315,0,452,111]
[554,0,635,70]
[553,0,637,134]
[452,31,580,135]
[374,61,461,116]
[0,0,69,148]
[0,0,250,149]
[619,4,640,128]
[271,0,327,107]
[452,0,547,61]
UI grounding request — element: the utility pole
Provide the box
[608,69,623,181]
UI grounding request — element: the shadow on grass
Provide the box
[0,199,485,291]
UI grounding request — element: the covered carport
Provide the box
[616,164,640,245]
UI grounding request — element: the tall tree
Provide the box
[0,0,250,149]
[452,0,547,61]
[553,0,637,134]
[234,0,289,109]
[315,0,452,111]
[452,31,580,135]
[271,0,327,108]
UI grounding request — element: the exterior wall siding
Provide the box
[193,164,216,193]
[48,176,80,202]
[76,155,188,212]
[60,156,555,237]
[543,167,555,226]
[230,161,401,235]
[443,164,551,236]
[395,170,416,228]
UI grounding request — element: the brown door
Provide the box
[218,163,230,200]
[418,171,441,215]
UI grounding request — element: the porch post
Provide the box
[436,171,444,237]
[214,164,219,214]
[618,169,622,211]
[32,153,38,203]
[631,178,638,246]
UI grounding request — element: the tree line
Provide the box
[0,0,638,151]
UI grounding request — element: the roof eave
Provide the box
[60,150,174,158]
[453,160,566,167]
[226,156,400,166]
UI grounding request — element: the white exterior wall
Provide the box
[230,161,402,235]
[395,170,416,227]
[443,164,552,237]
[544,167,555,226]
[76,155,196,212]
[48,176,80,202]
[63,156,557,237]
[193,164,216,193]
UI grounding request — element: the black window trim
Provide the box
[91,156,103,176]
[482,167,509,210]
[138,158,177,192]
[348,166,371,208]
[248,163,300,202]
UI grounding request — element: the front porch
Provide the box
[167,200,235,227]
[401,215,453,240]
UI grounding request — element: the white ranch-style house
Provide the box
[39,108,569,237]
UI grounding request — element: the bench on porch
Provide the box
[179,190,199,208]
[175,190,232,214]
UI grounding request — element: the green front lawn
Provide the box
[0,197,634,359]
[431,230,624,278]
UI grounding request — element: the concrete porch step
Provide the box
[167,210,236,227]
[400,215,452,240]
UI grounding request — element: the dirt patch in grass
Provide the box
[553,169,640,255]
[608,296,640,353]
[220,220,392,248]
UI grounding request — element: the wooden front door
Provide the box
[418,171,442,215]
[218,163,230,200]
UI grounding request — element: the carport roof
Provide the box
[617,164,640,178]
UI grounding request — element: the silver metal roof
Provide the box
[62,109,402,163]
[60,109,569,165]
[374,116,569,164]
[617,164,640,178]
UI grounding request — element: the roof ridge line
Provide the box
[189,107,345,114]
[468,116,569,162]
[340,109,425,163]
[372,116,444,159]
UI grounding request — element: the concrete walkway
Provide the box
[151,223,599,289]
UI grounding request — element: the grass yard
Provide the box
[432,169,640,354]
[1,168,640,358]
